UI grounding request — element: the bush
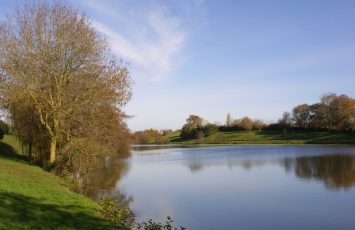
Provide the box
[180,124,196,139]
[98,196,135,229]
[181,123,218,140]
[99,197,185,230]
[136,216,186,230]
[200,124,218,137]
[194,130,205,139]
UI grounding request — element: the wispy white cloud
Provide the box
[86,1,189,81]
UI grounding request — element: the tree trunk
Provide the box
[28,142,32,161]
[49,137,57,164]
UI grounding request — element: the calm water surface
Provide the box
[87,146,355,230]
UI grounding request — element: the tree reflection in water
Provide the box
[185,153,355,190]
[282,154,355,189]
[80,156,132,203]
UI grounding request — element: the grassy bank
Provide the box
[169,130,355,145]
[0,136,114,229]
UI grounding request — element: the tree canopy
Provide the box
[0,2,131,173]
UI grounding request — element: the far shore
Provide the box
[133,130,355,148]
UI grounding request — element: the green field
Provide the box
[169,130,355,145]
[0,135,114,230]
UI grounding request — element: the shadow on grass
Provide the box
[0,191,115,230]
[303,132,354,145]
[0,142,27,162]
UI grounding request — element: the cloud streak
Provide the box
[88,2,187,81]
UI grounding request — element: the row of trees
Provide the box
[0,3,132,174]
[278,93,354,131]
[179,93,354,140]
[224,93,354,132]
[131,129,171,144]
[223,114,266,131]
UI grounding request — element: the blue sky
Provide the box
[1,0,354,131]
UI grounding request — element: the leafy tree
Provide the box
[328,94,355,131]
[292,104,311,128]
[308,94,354,131]
[320,93,338,130]
[132,131,152,144]
[180,115,203,139]
[308,103,326,129]
[0,3,131,170]
[185,115,203,128]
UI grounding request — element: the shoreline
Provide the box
[132,143,355,151]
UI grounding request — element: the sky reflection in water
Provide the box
[87,146,355,230]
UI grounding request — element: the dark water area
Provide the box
[84,145,355,230]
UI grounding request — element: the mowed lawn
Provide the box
[0,136,114,230]
[170,130,355,145]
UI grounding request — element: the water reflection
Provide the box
[84,147,355,195]
[83,146,355,229]
[178,147,355,190]
[132,144,181,151]
[81,156,134,213]
[81,157,131,200]
[282,154,355,189]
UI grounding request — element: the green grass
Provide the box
[0,135,23,154]
[0,136,115,230]
[167,131,183,142]
[169,130,355,145]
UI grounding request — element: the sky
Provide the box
[1,0,354,131]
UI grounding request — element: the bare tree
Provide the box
[252,119,265,131]
[278,112,292,128]
[0,3,131,166]
[240,117,253,132]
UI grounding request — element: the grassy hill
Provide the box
[0,135,114,229]
[169,130,355,145]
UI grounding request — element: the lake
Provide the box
[86,145,355,229]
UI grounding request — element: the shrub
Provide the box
[98,196,135,229]
[200,124,218,136]
[136,216,186,230]
[195,130,205,140]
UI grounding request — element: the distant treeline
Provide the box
[132,129,172,144]
[131,93,354,144]
[181,93,354,140]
